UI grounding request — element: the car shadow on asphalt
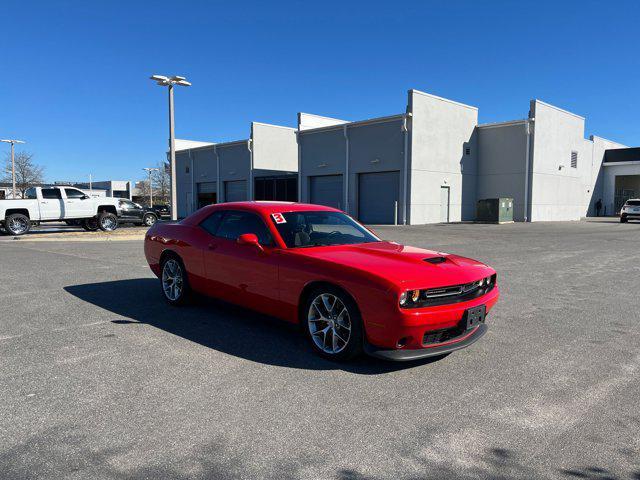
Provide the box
[64,278,446,375]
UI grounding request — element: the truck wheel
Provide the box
[83,217,99,231]
[143,213,157,227]
[98,212,118,232]
[5,213,32,236]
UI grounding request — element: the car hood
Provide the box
[291,241,494,288]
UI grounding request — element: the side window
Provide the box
[64,188,85,199]
[215,211,273,246]
[200,211,225,236]
[42,188,62,199]
[25,188,37,199]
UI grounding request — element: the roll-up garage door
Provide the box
[309,175,343,210]
[358,171,400,224]
[224,180,247,202]
[197,182,217,209]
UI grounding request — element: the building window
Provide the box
[570,151,578,168]
[185,165,190,174]
[465,147,471,156]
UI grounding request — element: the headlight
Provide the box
[399,289,420,306]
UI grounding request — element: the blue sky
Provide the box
[2,0,639,183]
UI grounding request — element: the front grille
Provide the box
[416,275,496,307]
[422,321,466,346]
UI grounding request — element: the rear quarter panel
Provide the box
[145,223,209,291]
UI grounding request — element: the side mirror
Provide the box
[81,195,90,200]
[237,233,264,253]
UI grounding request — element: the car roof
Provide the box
[625,198,640,202]
[207,201,342,215]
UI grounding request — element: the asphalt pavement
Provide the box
[1,219,639,479]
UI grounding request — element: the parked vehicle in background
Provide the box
[620,199,640,223]
[118,199,158,227]
[144,202,499,362]
[151,204,171,219]
[0,186,121,236]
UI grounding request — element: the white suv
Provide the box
[620,199,640,223]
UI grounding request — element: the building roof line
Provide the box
[410,89,478,111]
[477,119,528,129]
[251,121,297,131]
[533,99,585,120]
[297,113,407,135]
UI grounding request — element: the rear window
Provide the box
[626,200,640,206]
[42,188,62,199]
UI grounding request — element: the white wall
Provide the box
[529,100,591,221]
[408,90,478,224]
[251,122,298,172]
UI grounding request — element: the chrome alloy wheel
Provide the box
[162,259,183,301]
[8,217,29,235]
[308,293,352,354]
[100,215,117,231]
[144,214,156,226]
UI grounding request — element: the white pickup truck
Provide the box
[0,186,122,236]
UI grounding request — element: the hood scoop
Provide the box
[423,256,447,265]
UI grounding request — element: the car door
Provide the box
[63,188,94,217]
[39,188,63,220]
[118,200,143,222]
[201,210,280,316]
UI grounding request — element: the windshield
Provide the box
[271,211,380,248]
[626,200,640,206]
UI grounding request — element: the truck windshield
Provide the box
[271,211,380,248]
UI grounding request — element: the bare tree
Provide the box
[2,151,45,197]
[152,161,170,205]
[137,161,170,206]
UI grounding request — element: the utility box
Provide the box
[477,198,514,223]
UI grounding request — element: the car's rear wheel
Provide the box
[83,217,99,231]
[303,286,363,361]
[98,212,118,232]
[5,213,31,236]
[143,213,157,227]
[161,256,190,305]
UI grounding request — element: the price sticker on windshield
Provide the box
[272,213,286,224]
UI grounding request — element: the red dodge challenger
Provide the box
[144,202,499,362]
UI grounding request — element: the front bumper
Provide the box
[364,323,488,361]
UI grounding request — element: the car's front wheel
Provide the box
[161,256,190,305]
[620,216,628,223]
[303,286,363,361]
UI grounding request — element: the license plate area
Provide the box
[465,305,486,330]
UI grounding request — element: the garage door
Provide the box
[197,182,217,209]
[309,175,343,210]
[358,171,400,224]
[225,180,247,202]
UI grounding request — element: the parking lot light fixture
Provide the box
[149,74,191,220]
[1,139,26,199]
[143,167,159,208]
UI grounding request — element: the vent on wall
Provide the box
[571,151,578,168]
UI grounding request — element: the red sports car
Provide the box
[144,202,499,361]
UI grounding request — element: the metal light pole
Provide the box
[143,167,159,207]
[1,139,26,199]
[150,75,191,221]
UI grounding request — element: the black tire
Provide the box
[302,285,363,361]
[5,213,31,236]
[83,217,99,231]
[98,212,118,232]
[620,216,627,223]
[143,213,157,227]
[160,254,191,306]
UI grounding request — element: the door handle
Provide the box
[208,243,217,250]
